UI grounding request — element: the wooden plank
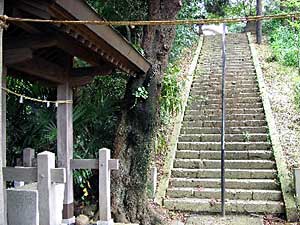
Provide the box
[23,148,35,167]
[4,36,58,50]
[52,0,151,74]
[11,8,41,34]
[50,168,66,184]
[71,66,114,77]
[4,48,33,65]
[57,81,74,221]
[3,167,37,182]
[56,34,106,66]
[70,159,98,170]
[108,159,119,170]
[70,76,94,87]
[10,58,66,84]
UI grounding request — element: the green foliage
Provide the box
[269,25,299,67]
[160,63,183,124]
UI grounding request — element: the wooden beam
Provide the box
[16,0,51,19]
[4,36,58,50]
[11,8,41,34]
[0,0,6,221]
[4,48,33,65]
[256,0,262,44]
[10,57,66,84]
[70,76,94,87]
[57,81,74,221]
[71,66,113,77]
[51,0,151,73]
[70,159,98,170]
[56,34,106,66]
[3,167,66,184]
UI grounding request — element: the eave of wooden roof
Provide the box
[3,0,151,86]
[50,0,151,74]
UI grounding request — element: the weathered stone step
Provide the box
[193,81,258,88]
[182,120,267,128]
[177,142,271,151]
[169,178,279,190]
[191,87,259,92]
[192,84,259,90]
[184,114,265,122]
[180,126,268,134]
[167,188,282,201]
[171,168,276,179]
[191,90,261,97]
[164,198,284,213]
[194,77,257,82]
[178,133,268,142]
[187,99,262,106]
[185,108,264,115]
[175,150,273,160]
[187,103,264,110]
[173,159,275,169]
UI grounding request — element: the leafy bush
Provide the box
[160,64,183,124]
[269,24,299,67]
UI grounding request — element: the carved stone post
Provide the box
[97,148,119,225]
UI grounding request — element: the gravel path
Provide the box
[254,37,300,174]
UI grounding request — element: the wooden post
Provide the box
[23,148,35,167]
[256,0,263,44]
[0,0,6,223]
[37,151,55,225]
[98,148,119,225]
[57,82,74,224]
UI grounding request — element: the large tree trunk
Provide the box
[111,0,182,224]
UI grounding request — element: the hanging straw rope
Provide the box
[0,12,299,28]
[1,87,73,105]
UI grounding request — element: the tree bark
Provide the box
[111,0,182,224]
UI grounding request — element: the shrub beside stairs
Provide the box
[163,33,293,216]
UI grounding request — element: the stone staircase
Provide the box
[164,33,285,214]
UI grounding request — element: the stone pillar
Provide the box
[38,151,55,225]
[98,148,119,225]
[57,82,74,224]
[0,0,7,221]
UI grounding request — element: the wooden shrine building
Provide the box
[0,0,151,224]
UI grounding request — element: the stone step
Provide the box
[187,103,264,110]
[178,133,269,142]
[164,198,284,213]
[193,77,257,83]
[178,133,268,142]
[175,150,273,160]
[169,178,279,190]
[194,80,258,86]
[173,159,275,169]
[185,108,264,115]
[171,168,276,179]
[184,114,265,122]
[182,120,267,127]
[192,84,259,89]
[191,88,260,94]
[177,142,271,151]
[187,99,262,106]
[167,188,282,201]
[180,126,268,134]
